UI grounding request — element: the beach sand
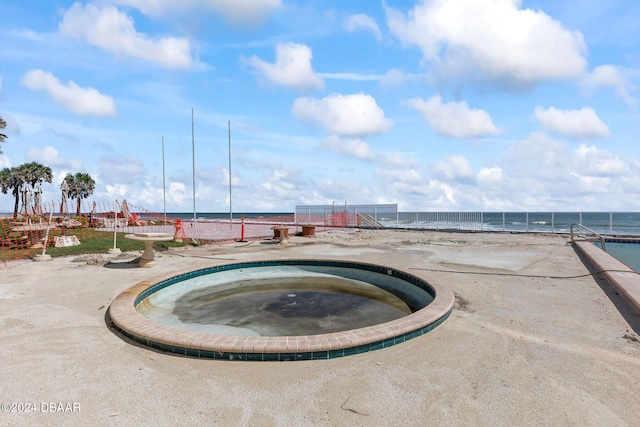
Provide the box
[1,229,639,426]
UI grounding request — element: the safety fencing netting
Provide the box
[294,203,398,228]
[1,199,331,268]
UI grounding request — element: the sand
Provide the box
[1,229,639,426]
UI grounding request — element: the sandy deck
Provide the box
[1,229,639,426]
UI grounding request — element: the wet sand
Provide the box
[1,229,639,426]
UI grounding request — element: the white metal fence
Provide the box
[293,208,640,236]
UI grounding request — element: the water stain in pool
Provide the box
[172,284,409,336]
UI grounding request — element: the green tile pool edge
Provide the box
[111,258,454,361]
[116,308,452,361]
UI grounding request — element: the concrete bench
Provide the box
[272,226,290,242]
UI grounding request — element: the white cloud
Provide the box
[99,155,147,184]
[477,167,503,187]
[103,183,130,201]
[534,106,610,139]
[374,130,640,211]
[112,0,282,26]
[580,65,639,108]
[25,146,83,170]
[123,180,190,208]
[167,182,189,206]
[292,93,392,137]
[373,159,458,210]
[569,174,611,195]
[379,69,423,87]
[26,146,60,165]
[344,13,382,41]
[261,168,300,199]
[386,0,587,87]
[404,95,499,138]
[384,168,423,186]
[318,73,382,82]
[430,155,475,183]
[220,167,240,187]
[59,3,193,69]
[500,133,627,200]
[374,165,428,199]
[8,29,49,43]
[322,135,374,160]
[503,132,567,177]
[572,143,626,176]
[245,43,324,91]
[381,152,420,169]
[20,69,117,117]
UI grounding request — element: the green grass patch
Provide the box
[1,222,189,260]
[44,229,186,257]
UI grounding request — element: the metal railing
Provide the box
[394,212,640,236]
[292,209,640,235]
[570,224,606,251]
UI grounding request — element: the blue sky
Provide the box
[1,0,639,213]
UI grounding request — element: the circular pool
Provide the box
[109,259,454,361]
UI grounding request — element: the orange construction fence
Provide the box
[1,199,336,269]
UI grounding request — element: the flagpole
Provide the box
[228,120,232,227]
[191,108,196,222]
[162,135,166,225]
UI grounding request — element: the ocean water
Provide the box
[168,212,294,221]
[393,212,640,236]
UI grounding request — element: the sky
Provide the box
[0,0,639,214]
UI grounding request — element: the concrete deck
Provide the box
[1,229,639,426]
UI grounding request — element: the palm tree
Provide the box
[0,166,24,219]
[0,115,7,153]
[22,162,52,216]
[64,172,96,215]
[0,162,53,218]
[21,162,52,189]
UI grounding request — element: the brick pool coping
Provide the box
[574,241,640,315]
[108,259,455,361]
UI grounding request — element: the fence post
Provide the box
[610,212,613,234]
[109,199,121,254]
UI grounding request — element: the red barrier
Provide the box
[238,216,247,242]
[173,218,185,242]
